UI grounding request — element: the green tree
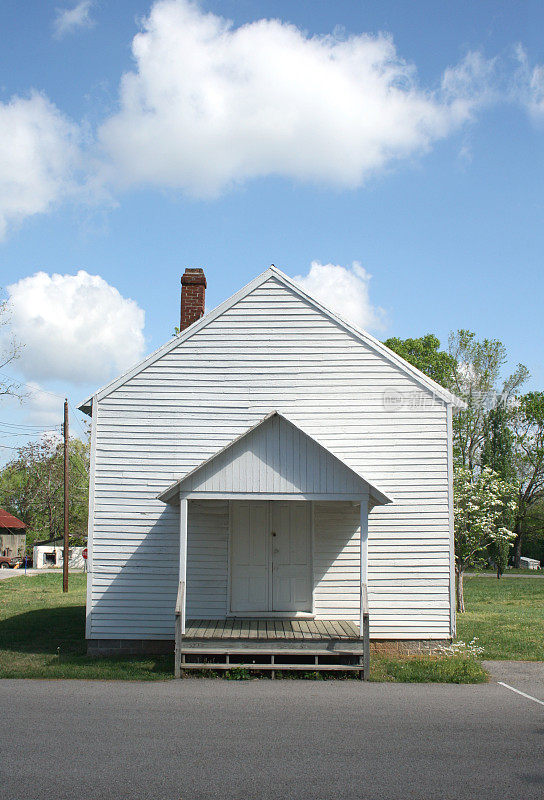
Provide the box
[383,334,455,389]
[0,435,90,554]
[521,500,544,565]
[448,329,529,472]
[510,392,544,566]
[488,535,512,579]
[481,401,516,576]
[481,403,515,482]
[384,328,539,579]
[454,466,517,611]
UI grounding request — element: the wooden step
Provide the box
[178,662,365,673]
[179,647,362,656]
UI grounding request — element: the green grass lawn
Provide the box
[457,575,544,660]
[472,567,543,575]
[0,573,173,679]
[2,572,539,681]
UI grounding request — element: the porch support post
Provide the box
[179,496,188,635]
[360,495,370,680]
[359,495,368,634]
[175,496,188,678]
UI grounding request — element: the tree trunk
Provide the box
[456,568,465,613]
[513,520,523,568]
[48,503,54,540]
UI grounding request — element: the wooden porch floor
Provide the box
[184,619,360,641]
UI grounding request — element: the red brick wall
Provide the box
[180,268,206,331]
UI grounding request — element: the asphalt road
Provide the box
[0,669,542,800]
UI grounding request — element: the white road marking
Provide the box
[497,681,544,707]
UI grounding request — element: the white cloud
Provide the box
[293,261,386,332]
[513,46,544,122]
[441,51,497,106]
[24,385,64,428]
[99,0,488,196]
[53,1,95,39]
[528,65,544,119]
[0,92,82,239]
[0,2,530,241]
[4,271,145,384]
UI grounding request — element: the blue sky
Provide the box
[0,0,543,458]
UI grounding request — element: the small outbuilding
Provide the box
[0,508,26,558]
[519,556,541,570]
[33,538,86,570]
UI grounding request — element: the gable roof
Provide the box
[0,508,26,530]
[157,411,392,506]
[79,265,463,413]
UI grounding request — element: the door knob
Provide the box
[271,531,276,537]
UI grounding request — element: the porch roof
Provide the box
[157,411,392,506]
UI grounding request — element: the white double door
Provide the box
[230,501,312,614]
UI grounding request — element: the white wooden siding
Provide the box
[186,500,229,618]
[313,502,360,620]
[179,413,367,496]
[314,501,450,633]
[89,275,451,640]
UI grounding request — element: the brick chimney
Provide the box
[180,268,206,331]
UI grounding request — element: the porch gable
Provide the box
[158,411,391,505]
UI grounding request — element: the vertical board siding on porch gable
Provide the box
[89,276,451,640]
[181,414,366,495]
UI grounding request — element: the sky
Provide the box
[0,0,543,459]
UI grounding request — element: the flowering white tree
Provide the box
[454,467,517,612]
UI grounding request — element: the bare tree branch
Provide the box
[0,293,25,401]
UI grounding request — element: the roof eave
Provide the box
[278,268,465,408]
[78,399,93,415]
[79,267,280,410]
[369,486,393,506]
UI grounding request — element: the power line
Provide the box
[68,401,88,438]
[0,434,60,441]
[0,426,62,435]
[0,372,89,439]
[0,371,67,400]
[0,420,61,429]
[69,461,90,481]
[0,429,63,435]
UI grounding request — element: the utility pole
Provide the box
[63,399,69,593]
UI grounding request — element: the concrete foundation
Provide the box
[87,639,174,657]
[370,639,449,655]
[87,638,449,657]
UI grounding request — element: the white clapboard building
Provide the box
[81,266,461,672]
